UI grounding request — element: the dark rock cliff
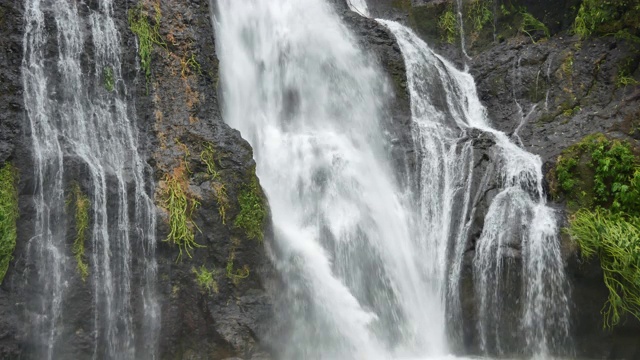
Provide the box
[123,0,277,358]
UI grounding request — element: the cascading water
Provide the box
[378,19,572,359]
[217,0,570,358]
[22,0,159,358]
[215,0,462,358]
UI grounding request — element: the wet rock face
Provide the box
[0,0,277,358]
[0,0,25,357]
[125,0,276,358]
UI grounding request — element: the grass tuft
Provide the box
[519,10,550,43]
[200,143,229,224]
[128,2,166,88]
[160,162,202,262]
[568,208,640,328]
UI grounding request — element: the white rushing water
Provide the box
[377,19,571,359]
[218,0,571,358]
[22,0,159,358]
[215,0,461,358]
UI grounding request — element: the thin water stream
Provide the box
[22,0,159,358]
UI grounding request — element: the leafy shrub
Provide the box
[438,6,458,44]
[558,134,640,327]
[573,0,640,40]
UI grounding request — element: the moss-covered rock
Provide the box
[0,163,18,284]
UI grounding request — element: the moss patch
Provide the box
[192,265,218,294]
[0,163,18,284]
[234,170,267,241]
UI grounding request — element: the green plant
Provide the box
[567,208,640,327]
[469,0,493,33]
[182,54,202,78]
[234,172,267,241]
[0,163,18,284]
[128,2,166,87]
[69,183,90,281]
[226,246,249,284]
[572,0,640,40]
[200,144,228,224]
[192,265,218,294]
[438,6,458,44]
[519,10,550,42]
[555,134,640,214]
[617,68,639,88]
[500,4,511,16]
[561,52,574,76]
[103,66,114,92]
[161,163,202,261]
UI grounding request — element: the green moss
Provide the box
[438,5,458,44]
[0,163,18,284]
[103,66,114,92]
[562,105,581,117]
[69,183,90,282]
[234,170,267,241]
[567,208,640,327]
[128,2,166,88]
[160,163,202,262]
[192,265,218,294]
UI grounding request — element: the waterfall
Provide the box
[215,0,466,358]
[22,0,159,358]
[379,19,571,358]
